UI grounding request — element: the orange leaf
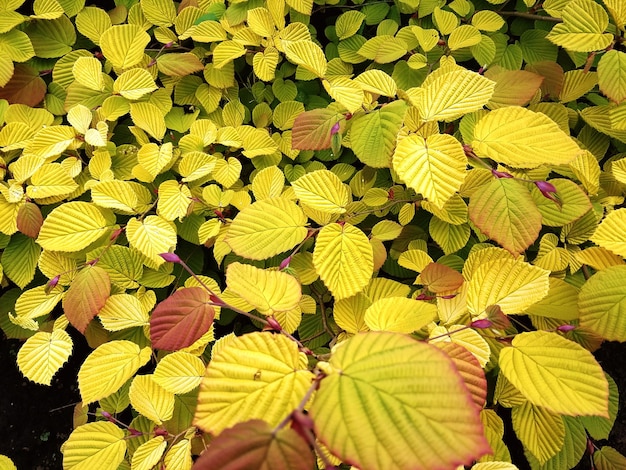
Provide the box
[62,265,111,333]
[434,341,487,409]
[291,108,343,150]
[0,64,46,106]
[420,262,464,293]
[16,202,44,239]
[149,287,215,351]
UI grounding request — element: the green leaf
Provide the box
[78,340,152,404]
[472,107,581,168]
[226,262,301,315]
[1,233,40,288]
[313,222,374,300]
[292,169,350,214]
[594,446,626,470]
[37,202,116,252]
[310,332,490,470]
[62,422,126,470]
[512,402,565,464]
[468,178,542,255]
[26,15,75,58]
[531,178,592,227]
[393,133,467,209]
[350,101,406,168]
[192,420,315,469]
[194,332,314,434]
[63,265,110,333]
[499,331,609,417]
[578,265,626,341]
[226,198,308,260]
[17,329,73,385]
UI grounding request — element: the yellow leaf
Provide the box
[414,67,495,122]
[591,208,626,258]
[26,162,78,200]
[358,35,407,64]
[430,324,491,368]
[471,10,505,31]
[226,198,308,260]
[126,215,177,268]
[323,77,364,114]
[398,249,434,272]
[163,439,193,470]
[130,102,166,140]
[253,47,279,81]
[194,332,314,434]
[448,25,482,50]
[467,257,550,317]
[153,351,205,394]
[62,422,126,470]
[499,331,608,416]
[310,332,490,470]
[579,265,626,341]
[37,202,116,252]
[129,375,175,424]
[226,262,301,315]
[131,436,167,470]
[75,6,112,45]
[24,125,78,160]
[90,180,141,213]
[100,24,150,69]
[17,329,72,385]
[393,133,467,209]
[472,107,582,168]
[98,294,148,331]
[364,297,437,333]
[141,0,176,26]
[113,68,157,100]
[157,180,192,221]
[525,277,579,321]
[336,10,366,40]
[334,293,371,334]
[313,223,374,300]
[213,40,246,68]
[72,56,104,91]
[546,0,613,52]
[511,401,565,464]
[283,40,327,78]
[292,169,350,214]
[78,340,151,404]
[286,0,313,15]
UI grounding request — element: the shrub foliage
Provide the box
[1,0,626,468]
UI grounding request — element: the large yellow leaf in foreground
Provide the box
[499,331,608,417]
[194,332,314,434]
[311,332,490,470]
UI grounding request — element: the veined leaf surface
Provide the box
[192,420,314,469]
[37,202,116,252]
[226,198,308,260]
[292,169,350,213]
[226,262,301,315]
[472,107,581,168]
[100,24,150,69]
[310,332,490,470]
[313,223,374,300]
[153,351,205,394]
[78,340,152,404]
[499,331,609,417]
[364,296,437,333]
[17,329,72,385]
[126,216,177,267]
[129,375,175,424]
[590,208,626,258]
[62,421,126,470]
[579,265,626,341]
[194,332,314,434]
[393,133,467,209]
[512,401,565,464]
[62,265,110,333]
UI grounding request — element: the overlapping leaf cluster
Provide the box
[1,0,626,468]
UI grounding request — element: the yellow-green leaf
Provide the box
[62,421,126,470]
[78,340,152,404]
[448,25,482,50]
[393,133,467,209]
[131,436,167,470]
[310,332,490,470]
[153,351,205,394]
[467,257,550,317]
[313,223,374,300]
[129,375,175,424]
[594,446,626,470]
[113,68,157,100]
[100,24,151,69]
[17,329,72,385]
[499,331,609,417]
[292,169,350,214]
[414,67,495,122]
[283,40,327,78]
[226,198,308,260]
[130,102,166,140]
[511,401,565,464]
[590,208,626,258]
[471,10,505,31]
[598,50,626,104]
[126,215,177,268]
[98,294,148,331]
[37,202,116,252]
[157,180,191,222]
[524,277,579,321]
[546,0,613,52]
[26,162,78,200]
[194,332,314,434]
[472,107,582,168]
[579,265,626,341]
[353,69,397,97]
[364,296,437,333]
[336,11,366,40]
[226,262,301,315]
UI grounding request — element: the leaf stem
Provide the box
[498,11,562,23]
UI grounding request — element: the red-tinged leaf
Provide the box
[192,420,315,470]
[62,265,111,333]
[150,287,215,351]
[17,202,44,239]
[420,262,464,293]
[0,64,46,106]
[434,341,487,409]
[291,108,344,150]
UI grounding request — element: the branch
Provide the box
[498,11,563,23]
